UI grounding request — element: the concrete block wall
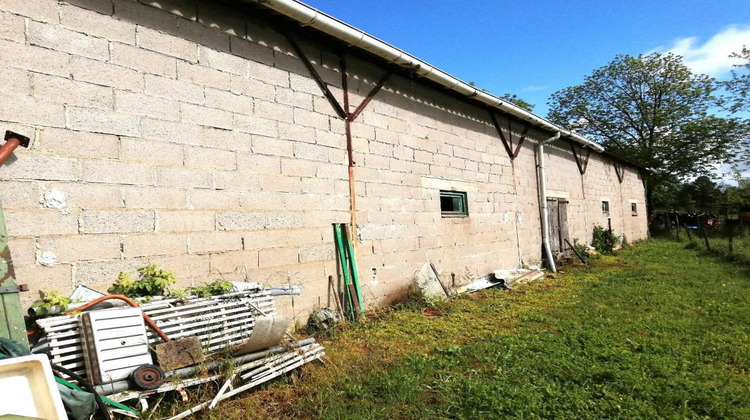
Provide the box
[0,0,648,322]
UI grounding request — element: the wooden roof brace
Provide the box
[490,112,528,160]
[570,142,591,175]
[614,162,625,183]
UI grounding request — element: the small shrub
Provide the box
[108,264,176,298]
[592,225,619,254]
[189,280,234,298]
[31,290,72,317]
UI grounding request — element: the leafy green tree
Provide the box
[547,53,749,215]
[724,46,750,113]
[500,93,534,112]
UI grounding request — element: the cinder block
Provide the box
[233,114,278,137]
[0,11,25,43]
[0,94,65,128]
[216,211,266,231]
[82,159,154,186]
[4,209,78,236]
[39,128,118,160]
[147,254,209,286]
[198,45,247,75]
[275,88,312,110]
[2,0,58,23]
[121,137,184,165]
[177,18,230,53]
[0,154,79,183]
[137,26,198,62]
[209,250,260,279]
[157,210,215,233]
[260,174,301,193]
[212,171,260,191]
[177,61,230,90]
[266,212,303,229]
[141,118,201,144]
[278,122,315,143]
[258,247,298,268]
[205,88,253,114]
[231,75,275,101]
[8,237,36,266]
[41,182,123,210]
[188,231,243,253]
[80,210,155,234]
[60,3,136,44]
[111,43,177,78]
[254,100,293,123]
[281,158,317,177]
[189,189,241,209]
[289,73,322,96]
[123,186,188,209]
[139,0,197,21]
[248,61,289,87]
[157,166,211,188]
[0,68,29,97]
[0,181,39,209]
[230,36,274,65]
[39,234,121,262]
[239,191,285,211]
[75,259,145,291]
[298,245,332,263]
[251,136,293,158]
[28,21,109,61]
[181,103,233,130]
[293,108,330,130]
[70,56,144,92]
[67,107,141,137]
[115,91,180,121]
[114,0,180,33]
[155,336,205,370]
[196,0,245,37]
[15,264,74,305]
[145,75,204,105]
[122,233,187,257]
[294,143,330,162]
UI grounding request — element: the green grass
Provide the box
[198,239,750,419]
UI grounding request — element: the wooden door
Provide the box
[547,198,570,254]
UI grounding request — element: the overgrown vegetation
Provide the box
[108,264,177,298]
[30,290,72,316]
[197,239,750,419]
[591,225,619,254]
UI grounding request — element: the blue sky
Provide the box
[303,0,750,118]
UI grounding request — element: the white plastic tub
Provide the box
[0,354,67,420]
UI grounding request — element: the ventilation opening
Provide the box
[440,190,468,217]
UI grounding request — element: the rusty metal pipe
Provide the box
[66,294,172,342]
[0,138,21,165]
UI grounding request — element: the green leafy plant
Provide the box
[108,264,176,298]
[592,225,620,254]
[189,280,234,298]
[31,290,72,317]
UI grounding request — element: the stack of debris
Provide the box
[27,283,324,418]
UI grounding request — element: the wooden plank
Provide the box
[0,201,28,346]
[547,198,561,253]
[559,200,570,254]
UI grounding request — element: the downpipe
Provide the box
[537,132,560,273]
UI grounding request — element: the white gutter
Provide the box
[245,0,604,152]
[537,132,561,273]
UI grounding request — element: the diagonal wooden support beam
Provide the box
[349,71,392,122]
[570,142,591,175]
[614,162,625,183]
[286,35,347,119]
[490,112,514,159]
[511,124,529,159]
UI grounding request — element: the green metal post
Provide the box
[0,201,28,346]
[342,225,364,313]
[333,224,355,320]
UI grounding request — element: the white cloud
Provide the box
[651,24,750,78]
[521,85,549,92]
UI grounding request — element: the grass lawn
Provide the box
[194,238,750,419]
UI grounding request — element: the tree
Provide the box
[724,46,750,113]
[547,53,749,215]
[500,93,534,112]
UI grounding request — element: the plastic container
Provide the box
[0,354,67,420]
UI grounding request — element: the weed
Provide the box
[108,264,176,298]
[592,225,619,254]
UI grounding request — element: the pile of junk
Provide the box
[0,282,325,420]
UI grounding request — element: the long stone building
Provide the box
[0,0,647,320]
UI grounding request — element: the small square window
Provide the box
[601,201,610,214]
[440,190,468,217]
[631,202,638,216]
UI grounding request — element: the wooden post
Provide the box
[700,216,711,251]
[0,201,29,346]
